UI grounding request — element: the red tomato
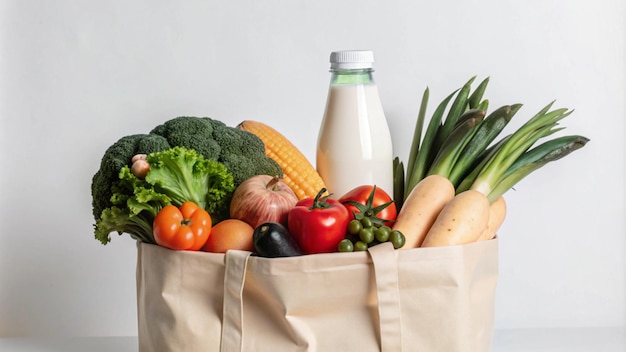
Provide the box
[288,188,350,254]
[153,201,212,251]
[338,185,397,226]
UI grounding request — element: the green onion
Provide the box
[468,103,574,197]
[455,137,510,194]
[467,77,490,109]
[438,76,476,145]
[447,104,521,186]
[404,87,430,193]
[476,99,490,112]
[487,135,589,202]
[404,89,458,199]
[393,156,405,210]
[397,77,589,207]
[453,108,487,129]
[427,113,483,178]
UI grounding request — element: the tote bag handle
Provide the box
[220,250,251,352]
[368,242,403,351]
[220,243,403,352]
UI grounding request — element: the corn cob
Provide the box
[237,120,327,200]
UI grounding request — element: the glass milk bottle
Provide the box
[316,50,394,199]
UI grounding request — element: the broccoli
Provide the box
[91,134,171,219]
[150,116,283,186]
[149,116,223,160]
[211,123,284,186]
[93,146,235,245]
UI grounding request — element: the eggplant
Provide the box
[253,222,302,258]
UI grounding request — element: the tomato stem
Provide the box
[309,188,332,210]
[341,185,396,226]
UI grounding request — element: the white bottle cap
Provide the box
[330,50,374,69]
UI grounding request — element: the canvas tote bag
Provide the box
[137,238,498,352]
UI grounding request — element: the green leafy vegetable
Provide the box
[93,146,234,245]
[145,146,235,220]
[395,77,589,207]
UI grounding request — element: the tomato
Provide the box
[338,185,397,226]
[288,188,350,254]
[153,201,212,251]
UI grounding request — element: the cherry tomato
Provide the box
[153,201,212,251]
[338,185,397,226]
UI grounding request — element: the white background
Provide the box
[1,0,624,338]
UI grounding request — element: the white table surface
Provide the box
[0,328,624,351]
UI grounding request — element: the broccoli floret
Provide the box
[150,116,283,186]
[212,124,283,185]
[145,146,235,222]
[91,134,171,219]
[150,116,222,160]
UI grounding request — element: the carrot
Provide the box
[421,189,490,247]
[392,174,456,249]
[478,196,506,241]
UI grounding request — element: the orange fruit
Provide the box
[201,219,255,253]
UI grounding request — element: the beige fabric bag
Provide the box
[137,239,498,352]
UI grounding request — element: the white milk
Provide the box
[316,83,394,198]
